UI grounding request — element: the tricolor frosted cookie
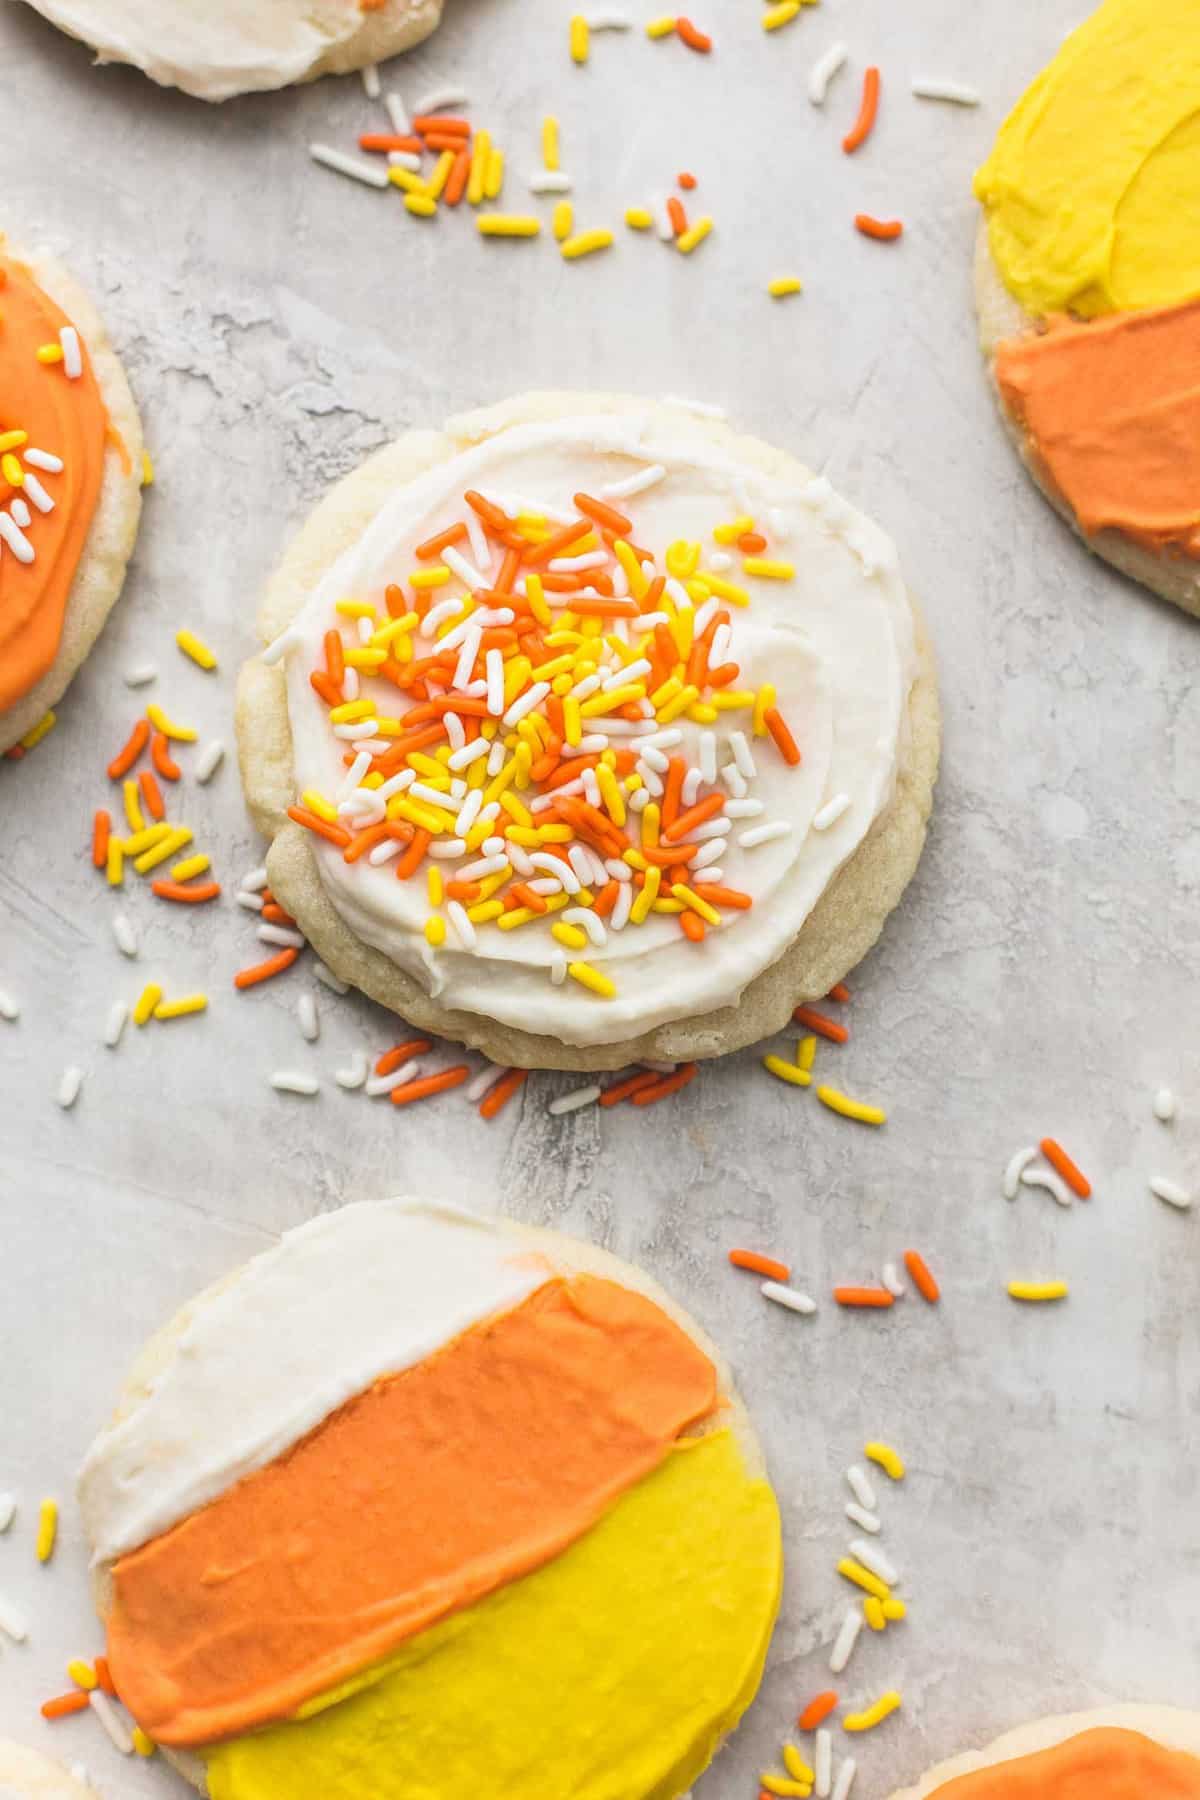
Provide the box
[80,1199,782,1799]
[19,0,443,102]
[0,1740,100,1798]
[236,391,939,1071]
[0,240,142,756]
[974,0,1200,616]
[889,1707,1200,1800]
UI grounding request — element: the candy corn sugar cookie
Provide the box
[0,238,142,756]
[19,0,444,101]
[974,0,1200,615]
[236,391,939,1070]
[0,1741,104,1797]
[80,1199,783,1799]
[888,1707,1200,1800]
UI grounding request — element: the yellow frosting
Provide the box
[974,0,1200,316]
[204,1428,782,1800]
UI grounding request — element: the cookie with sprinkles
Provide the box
[0,238,142,755]
[974,0,1200,616]
[0,1739,103,1797]
[236,390,939,1071]
[887,1707,1200,1800]
[81,1198,783,1799]
[19,0,445,101]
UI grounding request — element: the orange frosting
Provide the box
[993,299,1200,559]
[0,255,109,711]
[930,1728,1200,1799]
[106,1274,718,1748]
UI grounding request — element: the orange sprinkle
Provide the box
[150,732,181,781]
[693,883,752,910]
[833,1287,895,1309]
[390,1065,470,1106]
[591,879,620,919]
[424,130,472,152]
[676,16,712,51]
[1039,1137,1092,1199]
[138,768,165,821]
[94,1657,118,1697]
[261,903,297,926]
[286,805,352,849]
[728,1248,791,1282]
[764,706,802,766]
[415,522,467,560]
[343,823,395,864]
[793,1005,848,1044]
[41,1691,91,1720]
[480,1068,528,1119]
[663,791,724,843]
[507,882,549,914]
[92,809,111,868]
[464,488,515,534]
[826,981,851,1003]
[310,670,343,707]
[631,1062,698,1105]
[151,879,221,904]
[677,171,697,190]
[574,491,633,535]
[323,630,345,684]
[411,114,471,134]
[843,65,881,153]
[798,1690,839,1732]
[904,1249,941,1304]
[395,828,433,880]
[359,133,424,153]
[107,718,149,779]
[737,531,767,553]
[855,213,903,241]
[376,1039,434,1077]
[234,948,300,990]
[680,911,706,942]
[444,147,472,206]
[667,196,689,236]
[599,1069,661,1107]
[662,755,686,830]
[522,515,592,566]
[4,744,25,760]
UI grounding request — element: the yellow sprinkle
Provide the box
[561,228,615,260]
[330,699,374,726]
[122,779,145,833]
[768,275,804,297]
[613,537,649,597]
[817,1084,886,1127]
[553,201,574,240]
[427,866,444,907]
[343,648,387,670]
[146,702,197,742]
[672,883,720,926]
[35,1498,58,1564]
[542,114,561,171]
[405,192,439,218]
[763,1054,811,1089]
[424,914,446,947]
[665,538,701,580]
[153,994,209,1020]
[134,827,192,874]
[646,13,676,36]
[387,165,428,195]
[651,897,686,914]
[837,1557,891,1601]
[0,430,28,453]
[370,612,419,648]
[497,894,569,930]
[123,826,170,856]
[754,683,778,736]
[141,449,155,486]
[132,1727,157,1759]
[485,146,505,201]
[467,128,491,206]
[760,1778,811,1798]
[763,0,802,27]
[19,709,56,750]
[67,1660,97,1691]
[641,801,661,849]
[744,556,796,580]
[170,853,210,882]
[335,599,375,618]
[426,149,455,200]
[133,982,163,1025]
[881,1597,907,1621]
[630,864,661,924]
[783,1747,815,1783]
[176,629,217,671]
[713,515,754,544]
[797,1033,817,1072]
[570,12,589,61]
[301,789,338,824]
[581,683,644,717]
[687,702,719,724]
[466,899,506,925]
[623,846,648,872]
[702,571,751,607]
[106,838,125,888]
[677,216,714,255]
[864,1441,906,1480]
[2,451,24,487]
[656,682,700,724]
[568,960,616,998]
[410,566,452,589]
[596,764,626,826]
[36,343,64,364]
[1008,1281,1070,1303]
[843,1690,902,1733]
[478,213,542,238]
[625,207,654,230]
[864,1595,886,1631]
[707,691,755,711]
[551,922,589,950]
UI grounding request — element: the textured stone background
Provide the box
[1,0,1198,1794]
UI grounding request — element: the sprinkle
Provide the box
[146,702,196,742]
[798,1692,839,1732]
[829,1607,863,1674]
[1003,1145,1038,1199]
[176,629,217,671]
[843,67,881,153]
[0,989,19,1021]
[549,1082,601,1115]
[813,793,851,830]
[832,1759,858,1800]
[153,879,221,904]
[35,342,64,366]
[794,1005,848,1044]
[881,1261,906,1298]
[530,170,573,194]
[855,214,904,241]
[1020,1166,1072,1208]
[834,1289,895,1317]
[761,1776,810,1798]
[815,1728,834,1796]
[562,228,615,259]
[676,16,712,51]
[542,113,560,170]
[258,923,306,949]
[677,216,714,254]
[1153,1087,1177,1122]
[234,948,300,990]
[903,1249,940,1303]
[477,1067,527,1118]
[111,912,138,958]
[59,326,83,379]
[764,1053,811,1088]
[42,1691,89,1718]
[567,960,616,998]
[20,709,57,750]
[739,821,791,849]
[132,1728,157,1758]
[1150,1175,1192,1211]
[864,1442,905,1480]
[296,992,320,1042]
[124,663,157,687]
[818,1086,886,1127]
[554,200,575,239]
[94,1657,117,1696]
[570,13,589,61]
[588,7,633,23]
[390,1065,470,1106]
[309,142,390,188]
[385,90,410,134]
[762,1280,817,1315]
[170,854,210,883]
[56,1067,83,1109]
[36,1497,58,1561]
[763,0,801,29]
[846,1465,876,1508]
[0,1494,15,1530]
[196,740,225,783]
[848,1538,899,1586]
[912,77,980,104]
[153,994,208,1020]
[843,1690,901,1733]
[132,983,163,1025]
[89,1690,134,1755]
[631,1062,697,1104]
[414,84,469,113]
[600,462,667,499]
[478,213,542,237]
[0,1589,27,1642]
[361,61,381,98]
[108,717,150,778]
[270,1071,320,1096]
[67,1660,98,1691]
[334,1051,370,1090]
[645,14,676,37]
[104,1001,128,1048]
[768,277,804,298]
[863,1595,886,1631]
[729,1248,790,1281]
[241,865,269,893]
[845,1501,881,1534]
[1039,1136,1091,1198]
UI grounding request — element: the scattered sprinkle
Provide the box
[768,276,804,298]
[794,1004,848,1043]
[56,1066,83,1109]
[562,228,615,260]
[270,1070,320,1096]
[104,1001,129,1048]
[36,1496,58,1562]
[89,1690,134,1755]
[334,1050,370,1089]
[763,1052,812,1087]
[818,1085,885,1126]
[1007,1281,1069,1303]
[570,12,589,61]
[762,1280,817,1315]
[843,1689,901,1733]
[314,961,350,994]
[124,663,157,687]
[1149,1176,1192,1212]
[1003,1144,1038,1199]
[1153,1087,1177,1122]
[829,1606,863,1674]
[855,214,904,241]
[548,1081,601,1115]
[1020,1165,1072,1208]
[729,1247,790,1281]
[176,628,217,671]
[798,1691,839,1732]
[153,994,209,1020]
[1039,1136,1091,1198]
[903,1249,940,1304]
[864,1441,905,1480]
[309,142,390,189]
[842,66,881,154]
[0,1591,28,1643]
[297,992,320,1042]
[911,77,980,105]
[832,1759,858,1800]
[0,1494,15,1532]
[111,912,138,958]
[0,989,19,1021]
[881,1261,906,1298]
[846,1464,877,1509]
[845,1500,881,1534]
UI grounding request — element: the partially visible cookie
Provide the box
[0,1739,101,1798]
[887,1705,1200,1799]
[0,238,142,755]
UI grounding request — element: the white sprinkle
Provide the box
[297,992,319,1042]
[422,594,467,638]
[1003,1145,1038,1199]
[549,1083,601,1116]
[384,89,410,134]
[333,720,378,741]
[466,1062,509,1102]
[270,1070,319,1096]
[309,142,390,189]
[260,625,304,666]
[691,840,726,871]
[881,1260,906,1297]
[258,924,306,949]
[849,1537,899,1585]
[485,647,505,717]
[709,548,732,572]
[832,1757,858,1800]
[0,1590,28,1642]
[563,907,607,947]
[104,1001,128,1049]
[698,730,717,785]
[10,496,31,529]
[57,1065,83,1109]
[241,865,269,893]
[599,462,667,500]
[443,544,491,591]
[809,40,849,104]
[529,170,573,193]
[0,510,35,561]
[448,736,491,774]
[24,447,63,473]
[761,1280,817,1315]
[311,964,348,1001]
[912,77,981,105]
[428,838,467,860]
[414,83,468,113]
[729,730,757,780]
[368,839,402,866]
[611,881,634,930]
[236,890,265,913]
[663,393,726,420]
[1150,1176,1193,1211]
[0,1494,13,1532]
[463,506,490,566]
[720,761,748,798]
[829,1606,863,1674]
[459,853,510,882]
[845,1501,881,1534]
[22,472,53,513]
[123,662,157,687]
[365,1061,422,1097]
[0,989,19,1021]
[1021,1166,1072,1207]
[338,751,373,799]
[453,623,483,690]
[59,325,83,379]
[739,821,791,849]
[196,740,225,783]
[550,549,608,574]
[111,911,138,958]
[447,901,477,948]
[361,60,381,98]
[550,949,568,984]
[681,766,703,808]
[89,1690,133,1755]
[1154,1087,1177,1122]
[709,620,732,666]
[504,680,551,727]
[816,1728,833,1798]
[587,8,632,24]
[388,149,423,172]
[814,793,851,831]
[334,1049,369,1089]
[845,1464,877,1510]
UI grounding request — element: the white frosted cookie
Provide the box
[0,239,143,755]
[19,0,444,101]
[236,390,939,1071]
[81,1198,783,1800]
[888,1705,1200,1799]
[973,0,1200,617]
[0,1741,100,1798]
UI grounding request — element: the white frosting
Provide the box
[282,412,918,1046]
[23,0,385,101]
[79,1201,550,1564]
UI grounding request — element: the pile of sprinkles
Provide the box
[728,1238,941,1322]
[761,985,889,1128]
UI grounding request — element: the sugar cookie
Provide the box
[888,1705,1200,1799]
[0,1739,101,1798]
